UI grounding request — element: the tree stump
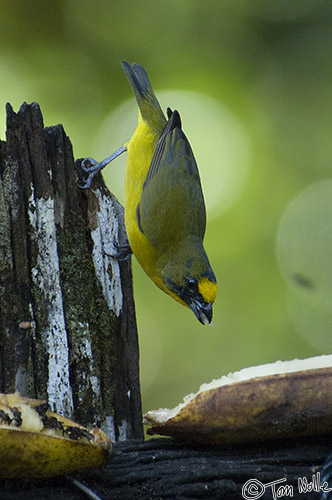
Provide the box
[0,102,143,441]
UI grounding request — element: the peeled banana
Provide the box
[0,393,111,478]
[144,354,332,445]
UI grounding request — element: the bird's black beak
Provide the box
[189,300,213,325]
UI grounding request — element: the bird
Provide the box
[80,61,217,324]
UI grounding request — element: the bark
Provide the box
[0,102,143,441]
[0,437,330,499]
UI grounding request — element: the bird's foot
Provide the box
[78,157,105,189]
[114,243,132,261]
[105,243,132,262]
[78,146,127,189]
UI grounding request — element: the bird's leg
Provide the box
[105,196,133,261]
[113,242,132,261]
[79,145,127,189]
[104,240,132,262]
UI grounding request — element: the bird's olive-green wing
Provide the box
[136,109,206,248]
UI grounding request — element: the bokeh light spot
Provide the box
[277,180,332,350]
[94,91,251,219]
[277,180,332,308]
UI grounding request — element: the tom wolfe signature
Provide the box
[242,472,331,499]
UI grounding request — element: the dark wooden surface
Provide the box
[0,102,142,440]
[0,437,331,499]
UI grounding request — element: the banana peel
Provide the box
[0,393,111,478]
[144,354,332,445]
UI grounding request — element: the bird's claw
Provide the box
[78,157,104,189]
[78,146,127,189]
[81,157,101,173]
[114,243,132,261]
[104,242,132,262]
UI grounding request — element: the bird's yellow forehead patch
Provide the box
[198,278,217,304]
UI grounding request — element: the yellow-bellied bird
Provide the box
[81,61,217,324]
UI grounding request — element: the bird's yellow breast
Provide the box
[124,112,200,309]
[124,113,163,287]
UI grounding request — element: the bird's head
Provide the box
[160,241,217,324]
[179,274,217,324]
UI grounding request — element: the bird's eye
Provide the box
[186,277,198,293]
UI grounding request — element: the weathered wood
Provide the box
[0,437,330,499]
[0,102,143,440]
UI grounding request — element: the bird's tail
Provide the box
[121,61,166,129]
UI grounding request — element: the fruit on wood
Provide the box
[0,393,111,478]
[144,354,332,445]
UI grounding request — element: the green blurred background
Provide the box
[1,0,332,416]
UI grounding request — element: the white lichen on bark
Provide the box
[70,324,102,424]
[101,416,130,442]
[118,420,129,441]
[90,188,123,317]
[28,188,73,415]
[102,415,116,442]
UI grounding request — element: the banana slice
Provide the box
[144,354,332,445]
[0,393,111,478]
